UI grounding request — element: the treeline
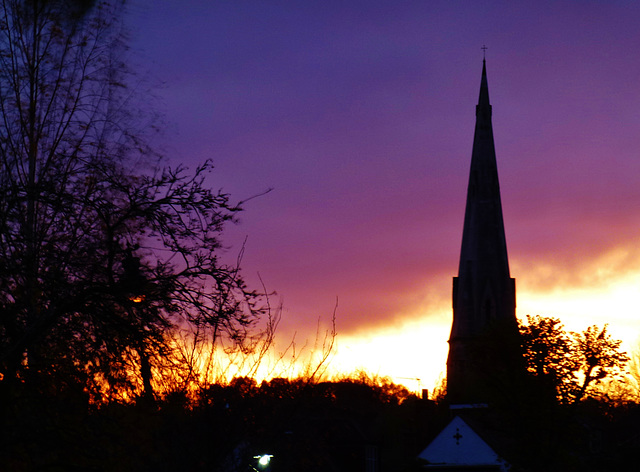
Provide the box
[4,370,640,471]
[2,373,442,471]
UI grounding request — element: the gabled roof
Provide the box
[418,416,510,471]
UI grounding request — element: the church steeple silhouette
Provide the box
[447,59,522,405]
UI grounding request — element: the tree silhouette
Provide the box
[519,315,628,404]
[0,0,267,403]
[572,324,629,402]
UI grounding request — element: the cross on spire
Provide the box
[481,45,488,59]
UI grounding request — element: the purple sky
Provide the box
[126,1,640,363]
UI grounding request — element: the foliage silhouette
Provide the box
[519,315,629,404]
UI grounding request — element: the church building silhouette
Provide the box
[419,56,525,472]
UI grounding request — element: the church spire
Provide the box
[446,60,520,405]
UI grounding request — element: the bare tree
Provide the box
[0,0,267,403]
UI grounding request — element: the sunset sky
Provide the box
[126,1,640,391]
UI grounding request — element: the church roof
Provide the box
[418,415,510,470]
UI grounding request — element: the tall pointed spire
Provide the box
[447,60,521,405]
[478,58,491,112]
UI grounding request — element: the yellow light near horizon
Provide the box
[518,269,640,352]
[328,314,451,394]
[323,268,640,395]
[186,267,640,398]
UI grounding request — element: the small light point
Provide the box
[254,454,273,468]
